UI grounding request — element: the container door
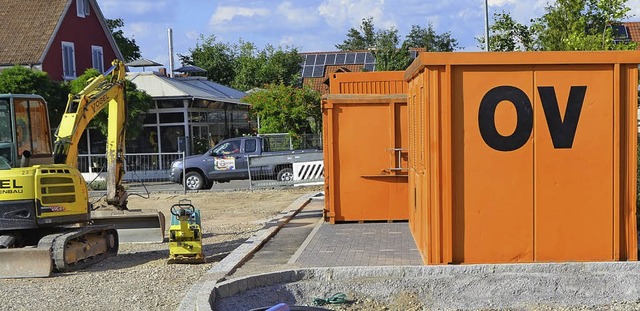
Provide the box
[533,65,614,261]
[452,66,534,264]
[333,103,393,221]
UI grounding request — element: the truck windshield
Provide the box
[212,140,240,155]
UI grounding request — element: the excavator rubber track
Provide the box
[0,225,118,278]
[38,225,119,273]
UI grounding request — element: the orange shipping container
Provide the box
[323,71,408,223]
[405,51,638,264]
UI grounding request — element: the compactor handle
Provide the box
[170,203,195,217]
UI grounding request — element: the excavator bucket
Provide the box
[0,248,52,278]
[91,209,166,243]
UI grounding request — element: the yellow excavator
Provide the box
[0,60,164,278]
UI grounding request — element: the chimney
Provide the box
[168,28,175,78]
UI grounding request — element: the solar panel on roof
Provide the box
[365,52,374,63]
[300,50,385,79]
[302,66,313,77]
[613,25,630,39]
[325,54,336,65]
[345,53,356,64]
[307,54,317,64]
[313,65,324,77]
[315,54,326,65]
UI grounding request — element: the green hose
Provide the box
[312,293,350,306]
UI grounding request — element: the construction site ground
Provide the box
[202,192,640,311]
[0,187,317,311]
[4,187,640,311]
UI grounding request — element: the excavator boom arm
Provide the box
[53,60,128,209]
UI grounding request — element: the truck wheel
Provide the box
[203,181,214,190]
[277,168,293,182]
[185,172,205,190]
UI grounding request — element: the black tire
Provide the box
[276,167,293,182]
[184,171,205,190]
[203,181,214,190]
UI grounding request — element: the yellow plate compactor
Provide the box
[168,200,205,264]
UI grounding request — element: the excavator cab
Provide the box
[0,95,53,169]
[0,95,92,233]
[0,99,12,168]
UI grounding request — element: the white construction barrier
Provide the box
[293,160,324,186]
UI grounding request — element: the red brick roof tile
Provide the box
[623,22,640,50]
[304,64,367,94]
[0,0,69,65]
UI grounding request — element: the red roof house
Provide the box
[0,0,123,81]
[622,22,640,50]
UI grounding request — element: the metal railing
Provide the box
[80,150,325,193]
[80,152,184,192]
[247,151,324,190]
[259,133,323,151]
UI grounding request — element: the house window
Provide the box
[76,0,90,18]
[92,45,104,73]
[62,42,76,80]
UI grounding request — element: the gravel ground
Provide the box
[0,187,318,311]
[213,263,640,311]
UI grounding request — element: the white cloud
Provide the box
[488,0,515,6]
[129,1,168,14]
[128,22,154,39]
[511,0,548,24]
[626,0,640,19]
[210,6,270,25]
[317,0,386,29]
[277,1,320,26]
[185,31,200,41]
[278,35,295,47]
[97,0,168,15]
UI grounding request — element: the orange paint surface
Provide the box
[323,71,408,223]
[406,52,639,264]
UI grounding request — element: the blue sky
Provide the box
[97,0,640,69]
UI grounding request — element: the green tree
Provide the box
[0,66,68,122]
[106,18,142,63]
[372,28,412,71]
[178,34,236,86]
[477,12,534,51]
[232,42,303,91]
[241,84,321,136]
[405,22,459,52]
[531,0,636,50]
[337,18,460,70]
[335,17,377,50]
[68,68,152,140]
[179,36,302,91]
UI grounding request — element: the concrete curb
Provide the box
[212,263,640,310]
[177,191,322,311]
[287,216,323,265]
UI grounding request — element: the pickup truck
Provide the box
[169,136,322,190]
